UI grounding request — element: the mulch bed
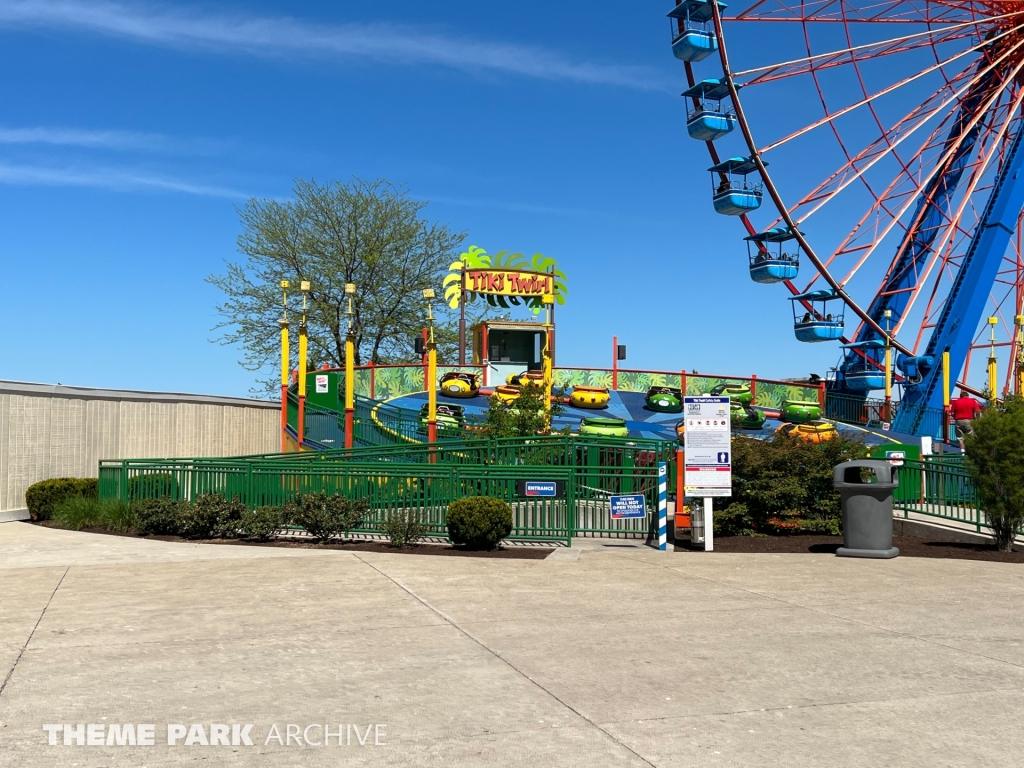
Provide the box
[675,534,1024,563]
[28,521,553,560]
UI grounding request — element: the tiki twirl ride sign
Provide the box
[465,269,554,298]
[443,246,568,364]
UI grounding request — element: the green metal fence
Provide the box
[98,456,667,546]
[894,459,985,532]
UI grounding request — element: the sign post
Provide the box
[657,462,668,551]
[683,396,733,552]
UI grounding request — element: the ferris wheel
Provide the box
[668,0,1024,435]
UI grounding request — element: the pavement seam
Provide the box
[350,553,659,768]
[624,554,1024,674]
[0,566,69,697]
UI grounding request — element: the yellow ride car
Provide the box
[439,371,479,399]
[570,385,610,409]
[777,420,837,444]
[493,384,522,405]
[506,370,547,387]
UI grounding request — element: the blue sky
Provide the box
[0,0,1002,397]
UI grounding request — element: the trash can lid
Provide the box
[833,459,898,488]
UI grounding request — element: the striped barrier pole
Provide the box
[658,462,668,551]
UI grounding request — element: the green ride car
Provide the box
[645,386,683,413]
[709,382,754,407]
[730,402,766,430]
[579,417,629,438]
[418,403,466,433]
[780,399,822,424]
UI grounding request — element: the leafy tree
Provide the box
[481,381,564,437]
[964,396,1024,551]
[208,177,470,393]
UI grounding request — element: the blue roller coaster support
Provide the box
[894,121,1024,435]
[833,60,1001,405]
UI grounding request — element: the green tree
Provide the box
[208,178,468,393]
[482,382,564,437]
[964,396,1024,551]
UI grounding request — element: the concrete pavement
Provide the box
[1,521,1023,766]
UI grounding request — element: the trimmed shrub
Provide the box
[240,506,283,542]
[382,509,430,548]
[127,473,179,501]
[133,497,186,536]
[25,478,98,521]
[288,493,367,543]
[447,496,513,550]
[964,395,1024,551]
[52,497,135,532]
[176,494,247,539]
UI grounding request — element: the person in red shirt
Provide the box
[950,389,983,447]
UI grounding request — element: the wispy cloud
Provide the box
[0,125,173,151]
[0,0,663,90]
[0,161,249,198]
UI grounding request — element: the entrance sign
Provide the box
[610,494,646,519]
[515,480,565,498]
[683,396,733,497]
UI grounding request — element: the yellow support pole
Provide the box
[344,283,356,448]
[883,310,892,425]
[542,293,554,429]
[297,281,310,450]
[988,316,998,404]
[942,350,951,443]
[279,281,290,453]
[1017,315,1024,396]
[422,288,437,447]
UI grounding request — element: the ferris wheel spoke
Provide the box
[830,67,1024,294]
[735,12,1006,86]
[788,42,1024,230]
[729,0,980,24]
[757,35,999,155]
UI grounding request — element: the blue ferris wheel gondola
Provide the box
[744,226,800,283]
[790,289,845,343]
[667,0,726,62]
[682,79,739,141]
[838,340,887,391]
[709,156,764,215]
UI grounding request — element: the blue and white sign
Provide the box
[610,494,647,520]
[524,481,557,497]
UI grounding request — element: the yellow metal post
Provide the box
[988,316,998,403]
[297,281,310,450]
[1017,315,1024,395]
[942,350,951,442]
[344,283,356,448]
[883,310,892,424]
[423,288,437,446]
[279,281,290,453]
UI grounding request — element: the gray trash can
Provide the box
[834,460,899,559]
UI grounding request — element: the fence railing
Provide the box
[825,392,946,439]
[894,459,984,532]
[97,457,666,546]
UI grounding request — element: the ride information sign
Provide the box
[683,396,733,497]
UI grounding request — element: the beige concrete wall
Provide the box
[0,381,279,514]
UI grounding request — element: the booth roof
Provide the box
[470,320,546,332]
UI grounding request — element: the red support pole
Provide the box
[612,335,618,390]
[818,381,826,409]
[369,361,376,401]
[674,447,688,539]
[681,369,688,396]
[750,374,757,407]
[345,409,354,449]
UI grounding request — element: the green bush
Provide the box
[133,497,186,536]
[713,431,867,536]
[483,381,565,437]
[51,497,135,532]
[177,494,247,539]
[965,396,1024,551]
[288,493,367,543]
[240,506,283,542]
[382,509,430,548]
[447,496,513,550]
[25,478,98,521]
[127,473,179,501]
